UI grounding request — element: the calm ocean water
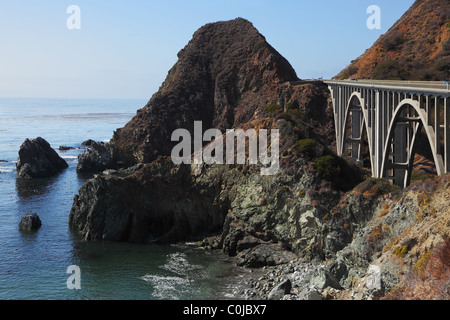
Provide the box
[0,98,247,300]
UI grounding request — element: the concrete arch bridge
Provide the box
[325,80,450,187]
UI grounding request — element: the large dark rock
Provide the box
[268,279,292,300]
[19,213,42,232]
[77,141,116,173]
[69,158,227,242]
[16,137,68,179]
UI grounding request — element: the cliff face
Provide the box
[336,0,450,80]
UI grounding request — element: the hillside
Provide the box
[336,0,450,80]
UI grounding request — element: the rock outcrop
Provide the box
[70,18,357,253]
[77,141,117,173]
[235,176,449,300]
[16,137,68,179]
[70,158,227,242]
[19,213,42,232]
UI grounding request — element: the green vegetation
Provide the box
[371,178,402,195]
[434,56,450,72]
[280,108,305,123]
[373,60,404,79]
[264,103,282,114]
[285,101,297,110]
[314,155,339,179]
[413,250,432,275]
[443,38,450,53]
[410,170,430,183]
[393,245,409,258]
[382,32,405,51]
[354,178,402,199]
[296,138,318,158]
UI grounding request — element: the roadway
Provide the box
[323,79,450,95]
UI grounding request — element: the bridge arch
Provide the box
[341,92,374,173]
[380,98,442,188]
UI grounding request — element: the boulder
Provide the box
[16,137,68,178]
[76,141,116,173]
[19,213,42,232]
[81,139,95,146]
[310,267,341,290]
[298,287,324,300]
[236,244,298,268]
[59,146,74,151]
[268,279,292,300]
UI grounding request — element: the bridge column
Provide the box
[393,108,408,187]
[435,96,441,157]
[352,109,361,161]
[338,86,344,155]
[374,90,381,177]
[445,97,450,173]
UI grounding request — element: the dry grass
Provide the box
[383,238,450,300]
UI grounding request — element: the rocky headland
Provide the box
[69,14,449,300]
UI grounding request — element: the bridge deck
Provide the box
[324,80,450,95]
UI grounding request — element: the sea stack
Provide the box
[16,137,68,179]
[19,213,42,232]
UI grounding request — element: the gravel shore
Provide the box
[230,259,342,300]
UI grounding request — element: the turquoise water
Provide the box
[0,98,245,300]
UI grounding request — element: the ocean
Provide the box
[0,98,248,300]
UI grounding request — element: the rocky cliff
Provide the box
[70,17,363,259]
[336,0,450,80]
[240,176,450,300]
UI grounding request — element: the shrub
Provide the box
[434,56,450,72]
[314,155,339,179]
[443,38,450,53]
[285,101,298,110]
[382,32,404,51]
[264,103,282,114]
[438,237,450,268]
[393,245,409,258]
[413,251,433,275]
[373,60,400,79]
[296,138,318,157]
[346,65,359,77]
[278,109,305,124]
[410,170,430,182]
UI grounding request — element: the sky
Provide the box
[0,0,415,99]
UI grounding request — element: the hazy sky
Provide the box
[0,0,415,99]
